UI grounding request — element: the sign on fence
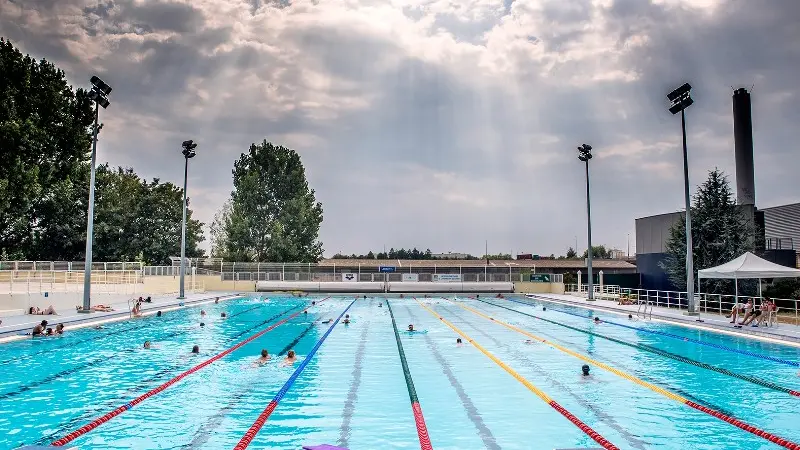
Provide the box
[379,266,396,273]
[433,274,461,282]
[342,273,357,281]
[402,273,419,282]
[530,274,551,283]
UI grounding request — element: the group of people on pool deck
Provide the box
[727,298,776,328]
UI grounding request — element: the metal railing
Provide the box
[145,264,564,284]
[0,270,141,295]
[565,284,800,326]
[0,261,143,271]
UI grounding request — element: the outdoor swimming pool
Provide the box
[1,295,799,449]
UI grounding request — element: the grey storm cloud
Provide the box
[1,0,798,257]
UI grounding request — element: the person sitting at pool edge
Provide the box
[55,323,64,335]
[729,299,752,324]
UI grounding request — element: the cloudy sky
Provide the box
[2,0,798,258]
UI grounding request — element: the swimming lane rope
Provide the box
[521,295,799,368]
[476,298,800,397]
[233,299,356,450]
[386,299,434,450]
[50,297,329,447]
[415,298,619,450]
[451,298,800,450]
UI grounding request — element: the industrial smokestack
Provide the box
[733,87,755,205]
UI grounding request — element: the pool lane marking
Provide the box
[438,303,648,450]
[523,294,800,349]
[465,300,737,417]
[475,298,800,398]
[386,299,434,450]
[517,295,800,368]
[50,297,330,447]
[451,298,800,450]
[183,318,320,449]
[402,304,503,450]
[0,302,272,401]
[414,298,619,450]
[338,320,371,448]
[233,299,356,450]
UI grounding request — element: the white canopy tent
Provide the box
[697,252,800,300]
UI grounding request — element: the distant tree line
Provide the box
[0,39,204,265]
[332,248,435,260]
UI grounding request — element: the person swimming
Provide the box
[312,301,316,306]
[594,317,601,323]
[456,338,463,346]
[378,303,383,307]
[31,320,48,336]
[581,364,591,377]
[55,323,64,335]
[255,349,270,365]
[542,307,546,311]
[191,345,200,354]
[283,350,297,366]
[221,312,228,318]
[200,322,206,327]
[144,340,151,349]
[156,311,162,317]
[322,318,333,324]
[200,310,207,317]
[407,324,415,332]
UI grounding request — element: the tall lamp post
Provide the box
[79,76,112,313]
[667,82,698,315]
[577,144,594,301]
[178,140,197,300]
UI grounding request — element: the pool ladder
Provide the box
[636,299,653,320]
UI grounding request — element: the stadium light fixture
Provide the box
[577,144,594,301]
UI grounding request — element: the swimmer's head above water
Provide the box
[191,345,199,354]
[581,364,590,376]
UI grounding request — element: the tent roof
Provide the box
[697,252,800,279]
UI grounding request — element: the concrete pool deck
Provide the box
[523,293,800,347]
[0,292,242,343]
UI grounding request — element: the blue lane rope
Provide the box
[517,295,799,368]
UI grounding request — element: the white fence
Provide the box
[565,284,800,325]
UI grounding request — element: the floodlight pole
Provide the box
[584,157,594,301]
[179,155,189,299]
[681,109,697,314]
[79,101,100,313]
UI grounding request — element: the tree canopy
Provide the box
[0,39,205,264]
[662,169,755,293]
[582,245,612,259]
[212,140,323,262]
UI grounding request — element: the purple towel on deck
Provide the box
[302,445,348,450]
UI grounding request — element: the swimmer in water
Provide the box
[594,317,601,324]
[200,310,207,317]
[312,301,316,306]
[524,339,535,344]
[283,350,297,366]
[581,364,591,377]
[156,311,162,317]
[143,340,151,349]
[322,318,333,324]
[456,338,463,347]
[378,303,383,307]
[200,322,206,327]
[407,324,415,332]
[542,307,546,311]
[254,349,270,365]
[221,312,227,319]
[191,345,200,354]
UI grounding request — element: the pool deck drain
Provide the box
[525,293,800,347]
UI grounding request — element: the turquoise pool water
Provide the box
[1,295,799,449]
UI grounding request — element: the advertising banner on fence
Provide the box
[433,274,462,282]
[401,273,419,282]
[342,273,358,281]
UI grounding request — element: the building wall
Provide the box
[635,212,682,255]
[762,203,800,253]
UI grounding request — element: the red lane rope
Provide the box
[411,402,434,450]
[685,401,800,450]
[51,297,329,447]
[233,299,356,450]
[548,401,619,450]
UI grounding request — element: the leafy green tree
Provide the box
[582,245,611,259]
[565,247,577,259]
[482,253,512,260]
[220,140,323,262]
[662,169,754,293]
[0,39,95,258]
